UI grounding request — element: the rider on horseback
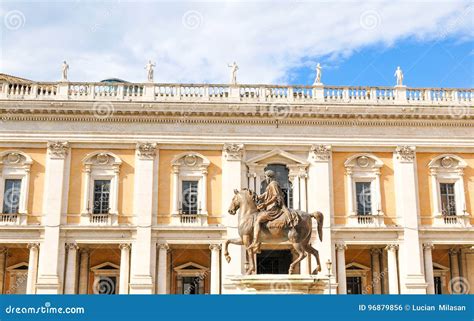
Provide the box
[249,169,296,253]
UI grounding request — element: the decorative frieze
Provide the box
[310,144,331,162]
[395,145,416,162]
[223,143,244,161]
[47,141,69,159]
[136,142,157,160]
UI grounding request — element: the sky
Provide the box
[0,0,473,88]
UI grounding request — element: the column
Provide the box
[36,142,70,294]
[393,146,427,294]
[221,143,246,282]
[386,244,399,294]
[171,167,179,214]
[210,244,221,294]
[299,171,307,212]
[129,143,157,294]
[119,244,131,294]
[449,248,460,294]
[64,243,79,294]
[423,243,435,294]
[336,243,347,294]
[157,243,169,294]
[26,243,40,294]
[81,168,91,214]
[78,249,89,294]
[307,145,335,282]
[0,248,7,294]
[371,248,382,294]
[201,169,208,214]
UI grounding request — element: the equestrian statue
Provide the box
[224,170,324,275]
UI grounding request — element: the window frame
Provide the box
[0,151,32,222]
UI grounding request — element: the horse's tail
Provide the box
[310,211,324,242]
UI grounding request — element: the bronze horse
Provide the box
[224,188,324,275]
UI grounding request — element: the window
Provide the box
[181,180,198,214]
[0,151,32,222]
[347,276,362,294]
[434,276,443,294]
[93,180,111,214]
[440,183,456,216]
[257,250,292,274]
[356,182,371,215]
[182,276,200,294]
[2,179,21,214]
[261,164,293,208]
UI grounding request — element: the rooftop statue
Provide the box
[227,61,239,85]
[225,170,324,275]
[61,61,69,81]
[314,63,322,85]
[394,66,404,87]
[145,60,156,83]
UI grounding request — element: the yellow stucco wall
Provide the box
[67,149,135,224]
[417,153,474,226]
[158,150,222,225]
[332,152,396,225]
[0,148,45,224]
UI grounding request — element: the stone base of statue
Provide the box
[222,274,332,294]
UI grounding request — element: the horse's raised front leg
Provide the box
[224,238,243,263]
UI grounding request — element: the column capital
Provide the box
[448,248,459,255]
[66,243,79,251]
[223,143,244,161]
[136,142,157,160]
[423,243,435,251]
[47,141,70,159]
[385,244,399,252]
[119,243,131,251]
[395,145,416,162]
[335,242,347,251]
[157,243,169,251]
[309,144,332,162]
[27,243,40,250]
[370,248,382,255]
[209,244,222,251]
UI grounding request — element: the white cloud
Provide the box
[1,0,472,83]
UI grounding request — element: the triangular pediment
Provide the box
[7,262,29,271]
[174,262,208,272]
[247,149,308,166]
[91,262,120,271]
[345,262,370,271]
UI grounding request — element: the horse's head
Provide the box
[228,188,257,215]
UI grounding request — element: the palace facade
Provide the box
[0,73,472,294]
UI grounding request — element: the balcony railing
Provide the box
[0,80,472,106]
[347,213,385,227]
[433,214,471,227]
[80,212,118,226]
[0,213,27,226]
[170,212,208,227]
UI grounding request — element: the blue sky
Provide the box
[1,0,473,88]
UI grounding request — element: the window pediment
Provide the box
[82,151,122,169]
[0,151,33,168]
[428,154,467,174]
[344,153,383,174]
[171,152,210,171]
[246,149,308,166]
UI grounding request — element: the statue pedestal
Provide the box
[222,274,329,294]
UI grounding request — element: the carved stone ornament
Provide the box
[136,142,157,160]
[184,154,198,166]
[96,153,109,165]
[310,144,331,161]
[440,156,453,168]
[357,156,370,168]
[6,152,21,164]
[395,145,416,162]
[223,143,244,161]
[47,141,69,159]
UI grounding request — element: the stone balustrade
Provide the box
[0,80,472,105]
